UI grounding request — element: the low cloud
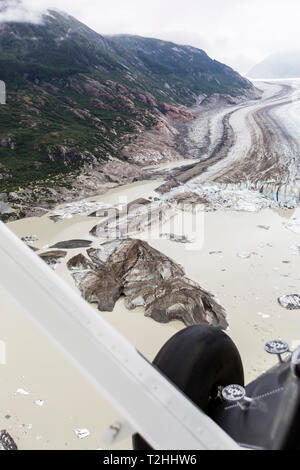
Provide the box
[1,0,300,73]
[0,0,47,23]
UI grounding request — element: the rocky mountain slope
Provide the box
[0,5,254,218]
[248,50,300,78]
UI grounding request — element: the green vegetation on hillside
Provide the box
[0,9,253,194]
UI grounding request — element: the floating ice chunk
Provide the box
[19,423,32,435]
[15,388,30,396]
[35,400,44,407]
[257,312,270,319]
[290,245,300,255]
[74,428,90,439]
[283,218,300,235]
[278,295,300,310]
[48,201,112,221]
[237,252,251,259]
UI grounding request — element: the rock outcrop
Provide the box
[120,115,185,166]
[69,239,228,329]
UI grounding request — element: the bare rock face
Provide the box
[121,115,184,166]
[160,103,195,122]
[39,250,67,270]
[0,430,18,450]
[69,239,227,329]
[67,254,95,271]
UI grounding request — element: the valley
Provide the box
[1,4,300,452]
[161,79,300,205]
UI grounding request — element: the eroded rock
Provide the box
[69,239,227,329]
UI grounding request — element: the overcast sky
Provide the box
[2,0,300,73]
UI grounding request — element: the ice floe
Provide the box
[257,312,270,319]
[74,428,90,439]
[34,400,44,407]
[48,201,113,222]
[290,245,300,255]
[283,218,300,235]
[167,183,277,212]
[15,388,30,396]
[278,295,300,310]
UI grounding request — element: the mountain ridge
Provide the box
[248,50,300,79]
[0,7,255,219]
